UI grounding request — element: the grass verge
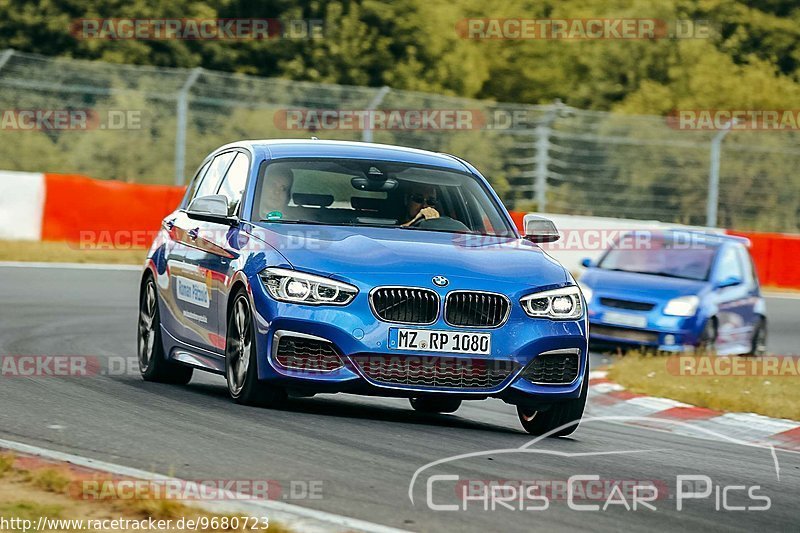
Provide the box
[0,240,146,265]
[606,351,800,421]
[0,452,292,532]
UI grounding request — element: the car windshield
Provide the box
[251,158,515,237]
[597,235,719,281]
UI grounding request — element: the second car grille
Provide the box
[599,297,655,312]
[370,287,439,324]
[591,325,659,344]
[522,351,581,385]
[352,355,518,390]
[445,291,510,327]
[274,334,343,372]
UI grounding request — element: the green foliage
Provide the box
[2,0,799,112]
[1,0,799,231]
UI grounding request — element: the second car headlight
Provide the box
[663,295,699,317]
[260,267,358,305]
[521,286,584,320]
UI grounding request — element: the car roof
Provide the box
[216,139,470,172]
[660,229,751,247]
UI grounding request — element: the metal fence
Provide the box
[0,49,798,232]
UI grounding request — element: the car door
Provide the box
[712,244,752,353]
[168,150,236,350]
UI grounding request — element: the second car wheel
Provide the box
[409,396,462,414]
[225,291,286,407]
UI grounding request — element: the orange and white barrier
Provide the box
[0,171,185,244]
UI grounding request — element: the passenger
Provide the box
[262,166,294,217]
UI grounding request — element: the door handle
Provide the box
[188,228,199,240]
[164,218,176,230]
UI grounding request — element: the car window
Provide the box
[251,158,515,237]
[598,236,719,281]
[716,246,745,282]
[738,246,759,286]
[182,160,211,208]
[216,152,249,216]
[193,151,235,201]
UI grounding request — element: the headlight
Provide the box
[521,286,584,320]
[260,267,358,306]
[663,295,699,317]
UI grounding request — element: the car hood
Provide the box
[249,223,568,287]
[581,268,708,301]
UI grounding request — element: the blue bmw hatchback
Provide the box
[580,230,767,355]
[138,140,589,435]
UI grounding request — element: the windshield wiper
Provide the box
[258,219,328,225]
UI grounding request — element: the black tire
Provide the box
[138,276,193,385]
[225,291,286,407]
[409,396,462,414]
[698,318,717,353]
[747,317,768,356]
[516,375,588,437]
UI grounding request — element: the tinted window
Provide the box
[737,246,759,286]
[216,152,249,216]
[194,151,235,200]
[251,158,514,237]
[716,246,745,282]
[182,160,210,208]
[598,235,719,281]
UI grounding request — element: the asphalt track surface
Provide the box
[1,265,798,532]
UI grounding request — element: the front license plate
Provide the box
[389,328,491,355]
[603,311,647,328]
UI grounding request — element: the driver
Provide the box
[261,166,294,218]
[400,183,440,227]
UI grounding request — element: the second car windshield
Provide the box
[597,237,719,281]
[251,158,514,237]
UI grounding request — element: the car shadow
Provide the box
[127,376,530,436]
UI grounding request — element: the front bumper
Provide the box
[249,273,589,406]
[587,303,703,352]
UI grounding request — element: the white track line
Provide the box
[0,261,141,271]
[0,438,408,533]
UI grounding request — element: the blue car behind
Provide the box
[137,140,589,436]
[580,230,767,355]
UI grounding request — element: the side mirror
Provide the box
[187,195,238,226]
[716,275,742,289]
[523,214,560,243]
[581,258,593,268]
